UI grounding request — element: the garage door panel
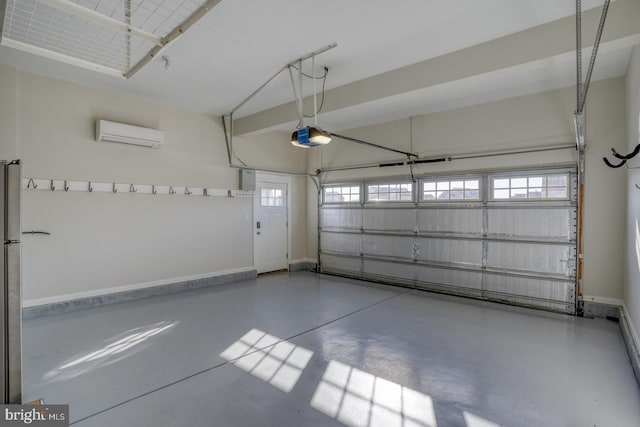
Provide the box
[488,208,574,239]
[363,260,414,281]
[363,208,414,231]
[361,261,483,294]
[320,232,361,255]
[320,254,361,273]
[321,208,361,230]
[417,208,482,234]
[414,265,483,291]
[416,237,483,266]
[362,235,413,259]
[483,273,574,312]
[487,242,573,275]
[319,168,577,315]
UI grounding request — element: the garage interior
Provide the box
[1,0,640,425]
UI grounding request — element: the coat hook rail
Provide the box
[22,178,254,198]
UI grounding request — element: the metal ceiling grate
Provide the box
[1,0,218,78]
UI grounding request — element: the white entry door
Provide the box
[254,182,288,274]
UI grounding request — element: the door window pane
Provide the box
[261,189,284,207]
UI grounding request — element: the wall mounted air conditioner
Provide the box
[95,120,164,148]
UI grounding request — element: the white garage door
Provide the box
[319,168,577,314]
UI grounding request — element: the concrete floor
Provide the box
[23,272,640,426]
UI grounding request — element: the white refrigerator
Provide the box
[1,160,21,404]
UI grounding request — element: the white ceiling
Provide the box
[1,0,637,132]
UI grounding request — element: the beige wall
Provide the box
[0,66,18,160]
[1,64,629,305]
[0,66,308,303]
[625,46,640,342]
[232,131,310,261]
[308,77,627,301]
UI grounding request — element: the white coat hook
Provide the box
[169,186,175,195]
[152,185,157,195]
[50,179,55,191]
[112,183,118,193]
[64,180,70,191]
[184,186,192,195]
[129,184,137,193]
[88,181,93,192]
[27,178,38,189]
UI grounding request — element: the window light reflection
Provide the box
[463,411,501,427]
[42,321,177,383]
[220,328,313,393]
[310,360,438,427]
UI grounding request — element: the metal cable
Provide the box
[331,133,418,158]
[221,115,232,165]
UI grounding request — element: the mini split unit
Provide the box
[95,120,164,148]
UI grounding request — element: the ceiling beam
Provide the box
[234,0,639,136]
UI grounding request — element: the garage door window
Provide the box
[367,182,413,202]
[323,185,361,203]
[421,179,480,201]
[492,174,569,200]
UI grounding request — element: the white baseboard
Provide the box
[23,266,256,308]
[582,295,624,306]
[622,303,640,353]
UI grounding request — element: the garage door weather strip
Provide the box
[68,288,409,425]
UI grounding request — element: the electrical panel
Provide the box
[239,169,256,191]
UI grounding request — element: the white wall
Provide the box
[625,46,640,342]
[0,66,308,303]
[308,77,627,301]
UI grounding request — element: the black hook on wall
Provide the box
[603,144,640,168]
